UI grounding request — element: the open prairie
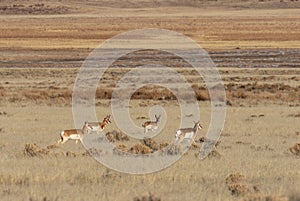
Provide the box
[0,1,300,201]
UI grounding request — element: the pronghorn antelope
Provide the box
[58,122,92,144]
[175,121,203,144]
[142,114,161,133]
[88,115,111,132]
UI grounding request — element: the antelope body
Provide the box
[88,115,111,132]
[58,122,92,144]
[175,121,203,144]
[142,115,161,133]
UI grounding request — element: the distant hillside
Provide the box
[0,0,299,15]
[61,0,300,9]
[52,0,300,9]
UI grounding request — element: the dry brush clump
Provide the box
[206,150,222,159]
[113,138,170,155]
[287,113,300,118]
[84,148,103,157]
[191,84,210,101]
[140,138,170,151]
[65,151,77,157]
[113,144,129,155]
[226,82,300,103]
[141,137,159,151]
[46,144,59,149]
[129,143,153,154]
[105,130,130,142]
[289,142,300,156]
[226,173,250,197]
[159,142,169,150]
[29,196,58,201]
[131,86,176,101]
[133,192,161,201]
[23,143,93,158]
[96,87,113,99]
[23,143,50,157]
[242,194,288,201]
[226,173,247,184]
[226,173,289,200]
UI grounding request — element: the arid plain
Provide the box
[0,0,300,201]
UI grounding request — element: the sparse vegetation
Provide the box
[1,1,300,200]
[1,68,299,106]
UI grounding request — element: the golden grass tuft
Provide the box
[289,143,300,156]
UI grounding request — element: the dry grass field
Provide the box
[1,0,300,201]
